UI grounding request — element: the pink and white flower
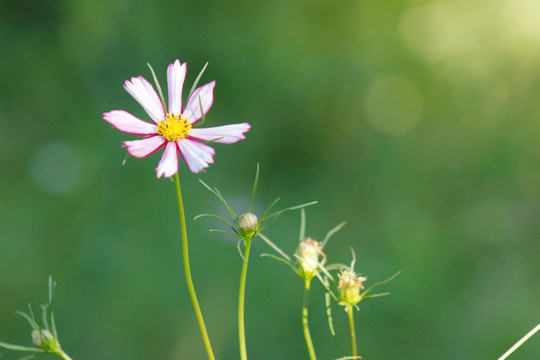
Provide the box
[103,60,250,177]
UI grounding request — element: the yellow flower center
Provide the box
[157,114,192,141]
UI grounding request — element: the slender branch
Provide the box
[302,279,317,360]
[173,174,215,360]
[347,307,357,357]
[497,323,540,360]
[238,236,253,360]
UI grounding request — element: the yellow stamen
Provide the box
[157,114,192,141]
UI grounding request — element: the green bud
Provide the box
[238,213,258,237]
[31,329,54,349]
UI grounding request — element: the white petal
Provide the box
[167,60,187,116]
[156,141,179,178]
[124,76,166,123]
[177,138,215,173]
[123,136,166,158]
[188,123,251,144]
[183,81,215,124]
[103,110,157,135]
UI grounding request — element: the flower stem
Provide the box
[302,279,317,360]
[238,236,253,360]
[173,174,215,360]
[57,349,73,360]
[497,322,540,360]
[347,306,357,357]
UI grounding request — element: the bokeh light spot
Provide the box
[399,1,475,63]
[363,75,423,136]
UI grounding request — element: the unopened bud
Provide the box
[238,213,258,237]
[31,329,54,349]
[338,270,367,307]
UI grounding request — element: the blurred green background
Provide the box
[1,0,539,359]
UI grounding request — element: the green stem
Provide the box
[238,236,253,360]
[498,323,540,360]
[57,349,73,360]
[347,306,357,357]
[302,279,317,360]
[173,174,215,360]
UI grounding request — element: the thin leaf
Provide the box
[198,179,221,198]
[50,314,58,343]
[199,180,238,222]
[48,277,58,339]
[349,248,356,272]
[258,201,318,233]
[325,263,350,271]
[258,233,291,262]
[194,213,237,231]
[321,278,339,302]
[27,305,37,327]
[47,277,55,307]
[264,201,318,222]
[209,229,242,238]
[318,263,336,284]
[0,343,43,354]
[299,208,306,242]
[325,292,335,336]
[361,271,400,297]
[361,292,390,301]
[321,221,346,248]
[259,197,280,222]
[308,267,338,301]
[19,355,37,360]
[249,163,260,213]
[16,311,36,330]
[188,62,209,99]
[260,254,300,276]
[195,95,206,127]
[237,239,247,263]
[147,63,166,107]
[40,304,49,332]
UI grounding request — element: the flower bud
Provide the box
[298,238,324,279]
[338,270,367,307]
[31,329,54,349]
[238,213,258,237]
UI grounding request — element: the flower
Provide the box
[298,237,325,279]
[338,270,367,307]
[103,60,250,177]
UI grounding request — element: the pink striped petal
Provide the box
[103,110,157,135]
[124,76,166,123]
[156,141,179,178]
[167,60,187,116]
[183,81,215,124]
[177,138,215,173]
[123,136,166,158]
[188,122,251,144]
